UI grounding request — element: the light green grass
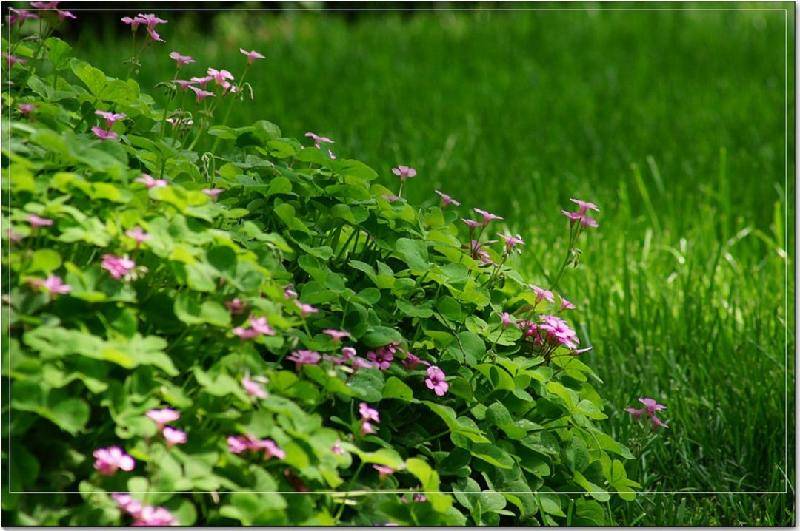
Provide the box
[74,4,795,525]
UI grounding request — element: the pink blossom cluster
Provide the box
[625,398,669,429]
[323,346,377,371]
[366,343,399,371]
[242,374,268,399]
[287,350,321,369]
[91,109,126,140]
[233,316,275,340]
[112,494,178,526]
[517,314,591,356]
[561,198,599,228]
[93,446,135,476]
[121,12,167,42]
[227,434,285,459]
[28,2,75,22]
[101,254,136,281]
[146,408,187,447]
[358,402,380,436]
[29,275,71,298]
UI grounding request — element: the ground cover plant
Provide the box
[66,5,796,525]
[0,6,656,526]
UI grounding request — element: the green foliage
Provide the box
[1,32,635,526]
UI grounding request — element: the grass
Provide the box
[72,3,795,525]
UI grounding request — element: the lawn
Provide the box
[70,3,795,525]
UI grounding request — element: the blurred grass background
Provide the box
[69,2,795,525]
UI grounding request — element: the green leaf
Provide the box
[382,376,414,401]
[395,238,430,272]
[29,249,62,273]
[348,369,384,402]
[361,326,402,348]
[174,292,231,327]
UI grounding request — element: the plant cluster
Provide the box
[3,7,641,526]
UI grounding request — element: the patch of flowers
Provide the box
[2,8,640,526]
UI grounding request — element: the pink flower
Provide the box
[30,275,71,297]
[331,441,344,455]
[121,16,141,30]
[225,298,247,315]
[531,285,555,303]
[27,214,53,228]
[232,327,258,339]
[571,198,600,213]
[413,493,427,502]
[240,48,265,64]
[359,402,380,423]
[202,188,224,199]
[146,27,164,42]
[93,446,135,476]
[500,312,515,327]
[169,51,194,66]
[304,131,334,149]
[383,193,401,202]
[296,301,318,318]
[461,218,481,229]
[56,9,76,20]
[626,397,668,429]
[401,352,428,370]
[562,198,600,228]
[435,190,460,207]
[287,350,321,369]
[227,436,248,454]
[242,375,268,399]
[4,53,27,67]
[367,347,394,371]
[7,8,38,26]
[112,493,143,517]
[18,103,35,115]
[101,254,136,280]
[189,86,214,102]
[352,357,375,371]
[233,316,275,340]
[392,165,416,180]
[207,67,234,86]
[227,434,284,459]
[425,365,448,396]
[162,426,187,447]
[135,174,168,189]
[650,415,669,429]
[190,75,213,87]
[639,397,666,415]
[538,315,580,350]
[95,110,126,128]
[473,208,504,226]
[136,13,167,27]
[373,464,395,479]
[284,285,298,299]
[125,227,150,246]
[146,408,179,429]
[360,420,375,435]
[252,438,285,460]
[91,126,118,141]
[561,298,576,310]
[323,329,350,342]
[133,506,177,526]
[174,79,196,90]
[499,232,525,252]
